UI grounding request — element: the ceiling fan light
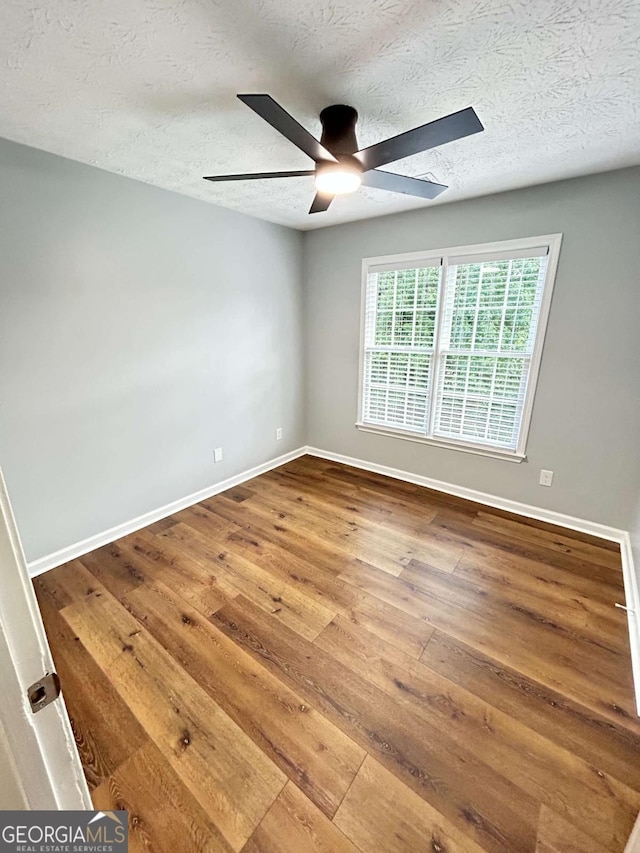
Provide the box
[315,163,362,196]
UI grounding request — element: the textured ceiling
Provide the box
[1,0,639,230]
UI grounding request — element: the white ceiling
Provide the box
[1,0,639,230]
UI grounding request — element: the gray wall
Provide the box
[304,167,640,529]
[0,138,305,563]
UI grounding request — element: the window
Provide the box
[358,235,561,461]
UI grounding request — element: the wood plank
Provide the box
[35,582,148,790]
[334,756,485,853]
[456,538,624,607]
[453,546,628,654]
[218,486,411,577]
[402,558,639,729]
[302,459,445,505]
[61,588,285,851]
[421,630,640,788]
[199,492,363,579]
[273,458,444,531]
[221,485,256,503]
[212,595,540,853]
[123,579,364,818]
[316,616,640,851]
[246,474,463,575]
[338,557,639,728]
[428,508,625,589]
[473,511,622,569]
[79,541,148,600]
[172,502,241,544]
[535,805,606,853]
[263,464,440,538]
[92,741,233,853]
[145,522,240,599]
[35,559,103,609]
[221,527,434,658]
[161,522,337,640]
[117,529,233,615]
[242,782,360,853]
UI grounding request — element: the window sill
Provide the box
[355,422,526,463]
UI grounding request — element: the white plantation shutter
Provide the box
[433,251,549,450]
[359,238,558,457]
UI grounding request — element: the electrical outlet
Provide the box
[276,427,283,441]
[539,469,553,487]
[214,447,223,463]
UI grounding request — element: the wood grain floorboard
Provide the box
[334,755,485,853]
[61,587,285,851]
[178,517,435,658]
[163,520,338,640]
[35,455,640,852]
[428,507,626,589]
[453,544,627,649]
[471,511,623,569]
[212,595,542,853]
[316,616,639,850]
[534,805,606,853]
[92,741,234,853]
[336,555,638,727]
[252,470,462,574]
[123,578,364,817]
[422,630,640,791]
[122,529,233,614]
[34,577,148,790]
[241,781,361,853]
[264,463,441,534]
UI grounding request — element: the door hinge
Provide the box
[28,672,61,714]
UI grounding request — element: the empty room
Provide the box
[1,0,640,851]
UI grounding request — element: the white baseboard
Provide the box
[305,444,640,714]
[27,447,307,578]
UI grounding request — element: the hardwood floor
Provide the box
[34,455,640,852]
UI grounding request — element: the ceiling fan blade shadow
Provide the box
[238,94,337,164]
[362,170,448,199]
[355,107,483,171]
[309,192,334,214]
[203,170,315,182]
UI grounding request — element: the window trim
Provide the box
[356,233,563,462]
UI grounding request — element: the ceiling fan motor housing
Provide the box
[319,105,359,158]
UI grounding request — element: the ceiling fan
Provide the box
[203,94,484,214]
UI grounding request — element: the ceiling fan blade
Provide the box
[238,94,337,164]
[361,169,448,200]
[355,107,483,171]
[203,170,314,182]
[309,192,333,214]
